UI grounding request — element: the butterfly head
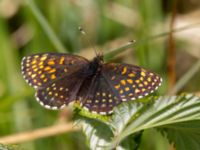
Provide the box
[96,53,104,64]
[87,53,104,75]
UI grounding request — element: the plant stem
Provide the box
[104,40,136,60]
[169,59,200,94]
[26,0,67,53]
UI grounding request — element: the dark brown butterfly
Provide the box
[21,53,162,115]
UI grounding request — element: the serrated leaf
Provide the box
[159,120,200,150]
[75,94,200,150]
[0,144,20,150]
[110,102,144,134]
[108,94,200,149]
[74,115,113,150]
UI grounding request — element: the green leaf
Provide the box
[0,144,20,150]
[76,94,200,150]
[159,120,200,150]
[108,94,200,149]
[74,115,113,150]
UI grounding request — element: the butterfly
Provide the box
[21,53,162,115]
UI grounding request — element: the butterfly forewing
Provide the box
[21,53,89,88]
[102,63,162,102]
[21,53,89,109]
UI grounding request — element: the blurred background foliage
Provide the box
[0,0,200,149]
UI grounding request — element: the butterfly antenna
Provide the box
[79,27,99,56]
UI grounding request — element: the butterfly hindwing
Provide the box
[102,63,162,102]
[77,74,122,114]
[35,72,85,110]
[21,53,89,88]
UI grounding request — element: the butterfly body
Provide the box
[21,53,162,115]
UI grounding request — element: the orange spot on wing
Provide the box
[139,83,143,87]
[31,74,36,78]
[150,73,154,76]
[128,73,135,77]
[147,77,151,82]
[125,87,130,91]
[43,78,48,82]
[51,74,56,79]
[31,60,37,64]
[127,79,133,84]
[59,57,65,65]
[48,69,56,73]
[44,66,51,71]
[135,89,140,93]
[135,80,140,83]
[141,71,146,77]
[41,56,47,61]
[140,77,144,81]
[33,68,38,72]
[39,61,44,66]
[120,80,126,85]
[40,74,45,78]
[32,65,37,69]
[48,60,55,65]
[122,67,127,75]
[34,55,39,58]
[115,84,120,89]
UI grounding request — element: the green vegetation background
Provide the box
[0,0,199,149]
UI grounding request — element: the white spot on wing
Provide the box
[138,95,143,99]
[131,97,136,100]
[122,98,127,101]
[108,110,113,114]
[99,112,106,115]
[44,105,51,109]
[34,85,38,89]
[91,111,97,114]
[50,106,59,110]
